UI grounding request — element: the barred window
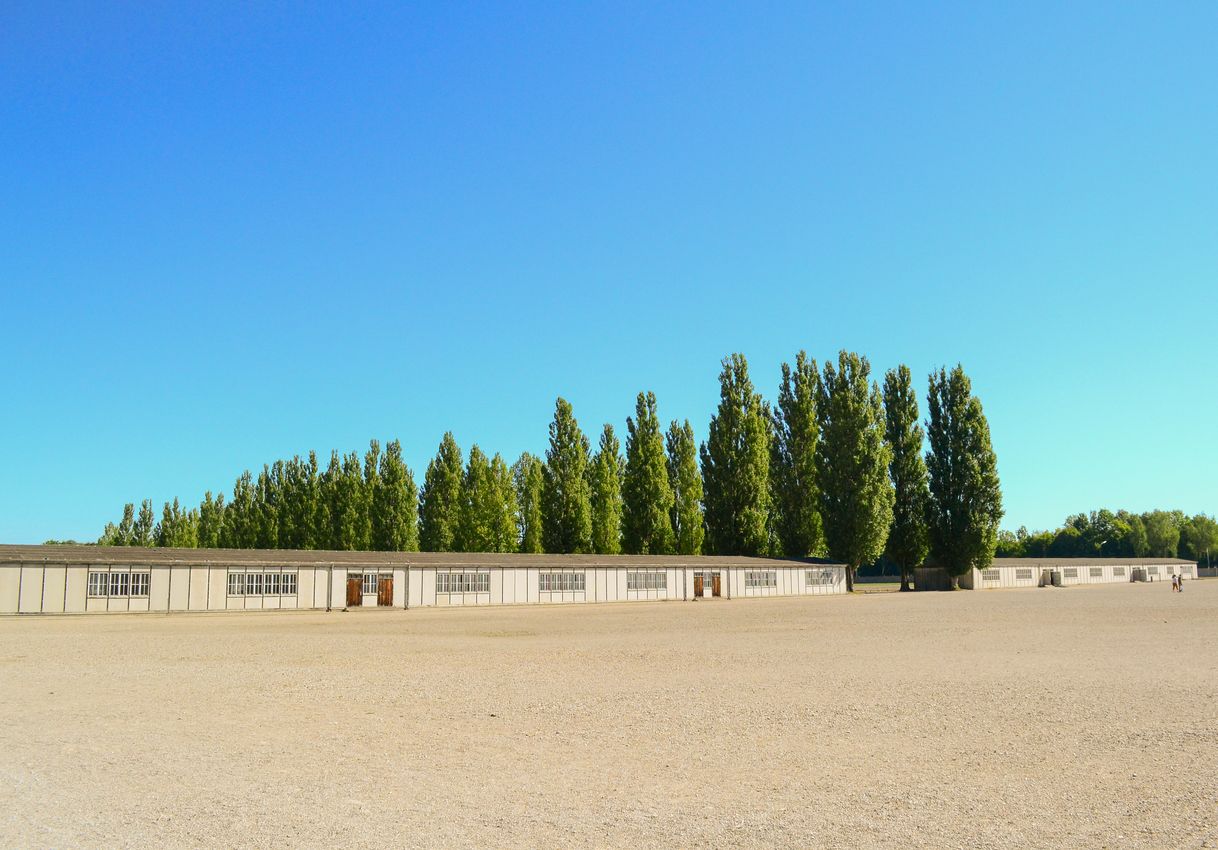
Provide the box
[1063,568,1078,578]
[540,571,586,592]
[1089,567,1103,578]
[745,570,777,588]
[1112,567,1126,577]
[805,569,834,586]
[437,572,490,594]
[228,572,245,595]
[88,571,108,597]
[1015,568,1033,580]
[282,572,297,594]
[227,572,297,596]
[109,571,129,596]
[626,570,666,591]
[362,572,380,594]
[982,569,1000,581]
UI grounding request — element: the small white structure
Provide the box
[0,545,847,615]
[915,557,1197,590]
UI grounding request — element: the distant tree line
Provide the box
[96,352,1005,591]
[996,510,1217,564]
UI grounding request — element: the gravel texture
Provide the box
[1,581,1216,849]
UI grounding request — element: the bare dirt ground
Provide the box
[2,582,1216,850]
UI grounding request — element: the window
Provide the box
[540,571,585,592]
[1089,567,1103,578]
[90,570,148,597]
[88,571,108,597]
[1016,568,1033,580]
[806,569,834,586]
[129,572,150,597]
[1147,566,1159,576]
[982,569,1000,581]
[436,572,490,594]
[626,570,666,591]
[1063,568,1078,578]
[362,572,380,594]
[1112,567,1126,577]
[745,570,777,589]
[228,572,298,596]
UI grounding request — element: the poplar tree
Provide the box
[116,503,136,546]
[331,451,367,550]
[255,464,281,549]
[589,424,624,554]
[512,452,545,554]
[457,445,495,552]
[883,365,930,591]
[541,397,593,553]
[360,440,380,550]
[814,351,894,592]
[315,452,341,550]
[372,439,419,551]
[488,453,519,553]
[197,491,224,548]
[770,351,825,557]
[700,354,771,556]
[134,499,156,547]
[419,433,464,552]
[622,393,673,554]
[666,420,704,556]
[925,364,1004,588]
[223,471,258,548]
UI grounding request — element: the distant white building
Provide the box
[914,557,1196,590]
[0,544,847,615]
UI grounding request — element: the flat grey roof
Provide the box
[0,544,844,570]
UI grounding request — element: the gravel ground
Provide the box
[1,581,1216,850]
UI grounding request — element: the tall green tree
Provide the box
[1179,514,1218,564]
[882,365,930,591]
[925,364,1004,588]
[372,439,419,551]
[156,498,198,548]
[197,491,225,548]
[814,351,894,592]
[103,503,136,546]
[133,499,156,547]
[770,352,824,557]
[457,448,518,553]
[621,394,673,554]
[360,440,381,549]
[666,419,704,556]
[222,470,258,548]
[254,464,281,549]
[315,452,342,550]
[487,453,520,553]
[589,424,624,554]
[541,397,593,553]
[700,354,771,556]
[512,452,545,554]
[419,433,464,552]
[330,451,369,551]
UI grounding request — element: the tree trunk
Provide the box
[899,565,911,592]
[845,566,855,593]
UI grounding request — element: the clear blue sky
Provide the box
[2,2,1215,544]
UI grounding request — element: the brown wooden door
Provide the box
[694,575,704,597]
[378,576,393,607]
[347,576,362,607]
[712,575,721,597]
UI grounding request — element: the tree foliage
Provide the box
[770,351,824,557]
[541,398,593,553]
[512,452,545,554]
[589,424,624,554]
[882,365,930,591]
[925,365,1003,584]
[814,351,894,590]
[419,433,464,552]
[372,440,419,551]
[622,393,674,554]
[700,354,771,556]
[666,419,704,556]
